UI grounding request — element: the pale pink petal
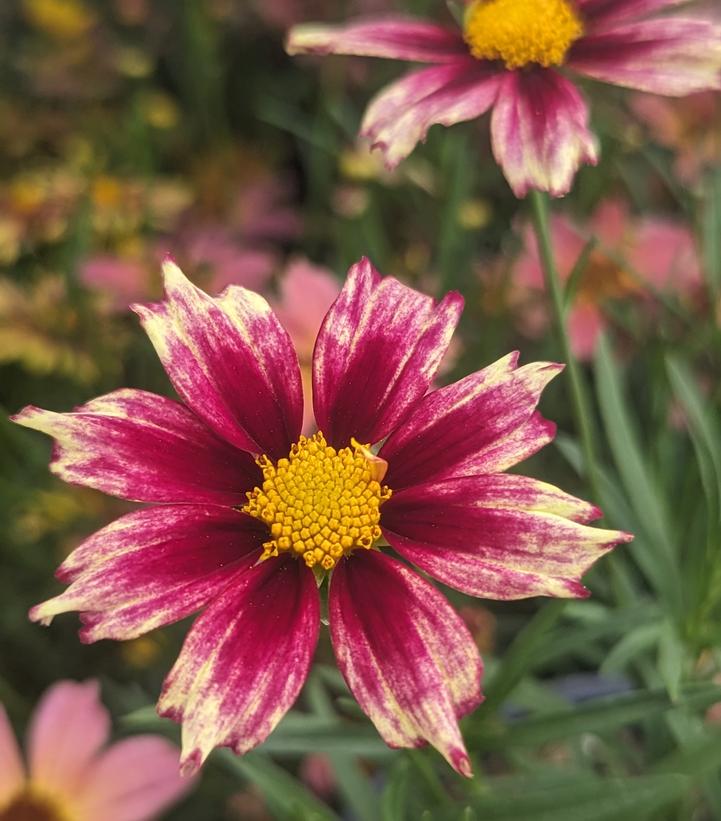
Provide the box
[380,353,562,489]
[158,557,319,775]
[567,303,606,360]
[570,19,721,95]
[491,69,599,198]
[287,17,468,63]
[628,218,702,290]
[27,681,109,795]
[578,0,689,28]
[75,737,193,821]
[382,476,632,600]
[360,61,502,169]
[133,260,302,460]
[30,506,263,642]
[0,705,24,805]
[329,551,482,777]
[313,257,463,448]
[80,256,150,310]
[12,389,260,506]
[591,198,629,247]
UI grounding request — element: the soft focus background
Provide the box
[1,1,721,819]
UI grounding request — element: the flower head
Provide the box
[287,1,721,197]
[0,680,192,821]
[13,259,631,776]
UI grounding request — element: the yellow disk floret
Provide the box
[464,0,584,70]
[243,432,392,572]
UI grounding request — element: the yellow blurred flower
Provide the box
[23,0,96,39]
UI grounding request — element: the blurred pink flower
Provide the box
[0,680,193,821]
[272,258,342,433]
[631,91,721,185]
[511,199,701,358]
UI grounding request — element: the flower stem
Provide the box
[529,190,601,503]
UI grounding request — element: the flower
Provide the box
[510,198,701,357]
[0,679,193,821]
[13,258,631,777]
[287,1,721,197]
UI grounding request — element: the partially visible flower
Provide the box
[509,199,701,358]
[288,2,721,197]
[14,259,630,777]
[0,680,193,821]
[631,91,721,185]
[22,0,96,40]
[271,258,342,432]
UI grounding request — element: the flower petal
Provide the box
[313,257,463,448]
[382,476,632,600]
[133,260,303,460]
[570,19,721,95]
[578,0,688,27]
[11,389,259,506]
[0,705,24,806]
[361,62,502,169]
[381,353,562,489]
[286,17,468,63]
[27,681,109,795]
[157,557,319,775]
[30,506,264,642]
[491,69,599,198]
[329,551,482,777]
[75,737,193,821]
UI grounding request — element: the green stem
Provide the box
[529,190,602,504]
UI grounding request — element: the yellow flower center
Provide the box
[243,432,392,571]
[0,788,72,821]
[463,0,584,70]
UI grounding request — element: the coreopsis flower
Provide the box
[287,1,721,197]
[0,680,192,821]
[510,199,701,357]
[13,259,631,777]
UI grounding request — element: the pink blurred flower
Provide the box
[631,91,721,185]
[288,2,721,197]
[511,199,702,358]
[0,680,193,821]
[271,258,341,433]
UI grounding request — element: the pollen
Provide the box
[243,432,392,572]
[463,0,584,70]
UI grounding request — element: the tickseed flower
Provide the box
[0,680,192,821]
[13,258,631,777]
[287,1,721,197]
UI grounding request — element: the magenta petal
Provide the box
[76,737,194,821]
[158,557,319,774]
[30,506,264,642]
[381,354,562,489]
[133,261,303,460]
[287,17,468,63]
[313,257,463,448]
[12,389,260,506]
[570,18,721,95]
[361,60,502,169]
[491,69,599,198]
[329,551,481,777]
[579,0,691,28]
[382,476,632,600]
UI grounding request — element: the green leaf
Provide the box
[657,620,685,701]
[381,760,412,821]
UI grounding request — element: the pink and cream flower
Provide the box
[287,1,721,197]
[0,679,192,821]
[13,259,630,777]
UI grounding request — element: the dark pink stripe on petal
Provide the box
[361,61,502,169]
[313,257,463,448]
[12,390,260,505]
[491,69,598,198]
[381,354,562,489]
[570,19,721,95]
[383,477,632,600]
[287,17,468,63]
[578,0,689,29]
[30,506,264,642]
[329,551,482,777]
[133,261,303,460]
[158,557,319,775]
